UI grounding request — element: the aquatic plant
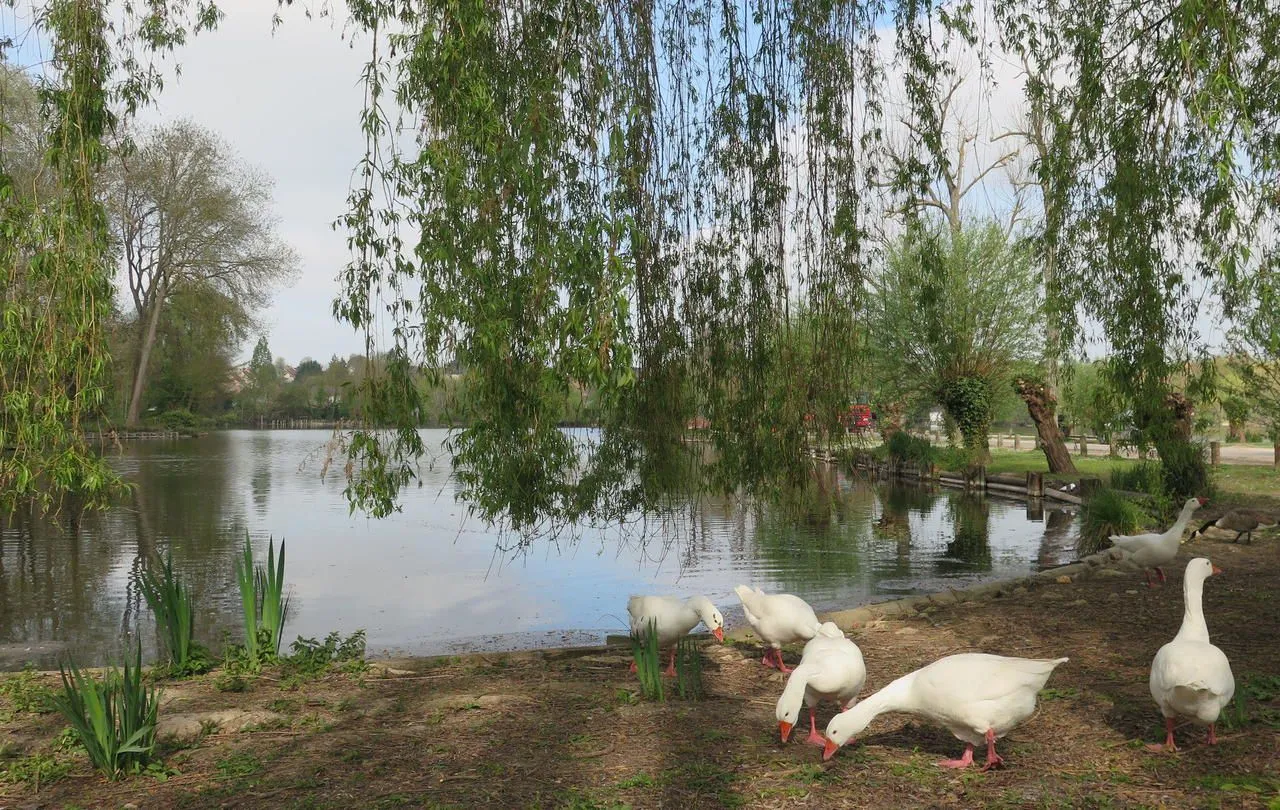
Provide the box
[51,643,159,780]
[235,535,290,666]
[139,552,209,675]
[673,637,704,701]
[1079,488,1146,555]
[630,619,664,702]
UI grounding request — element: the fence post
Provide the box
[1013,434,1021,450]
[1209,441,1221,466]
[1026,471,1044,498]
[1078,435,1088,456]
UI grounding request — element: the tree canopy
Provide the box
[3,0,1277,523]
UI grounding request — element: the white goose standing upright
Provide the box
[775,623,866,747]
[822,653,1069,769]
[626,595,725,675]
[1147,557,1235,752]
[734,585,840,673]
[1109,496,1207,586]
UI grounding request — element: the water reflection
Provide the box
[0,430,1080,668]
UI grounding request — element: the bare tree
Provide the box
[108,121,299,426]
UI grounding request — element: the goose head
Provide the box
[822,704,874,760]
[687,596,725,641]
[1186,556,1223,582]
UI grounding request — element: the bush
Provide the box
[156,409,198,431]
[1078,488,1146,555]
[933,446,971,473]
[51,644,159,780]
[1158,440,1211,499]
[280,631,368,688]
[1110,461,1164,496]
[884,432,935,466]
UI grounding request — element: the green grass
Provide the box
[983,449,1138,481]
[139,551,211,675]
[0,752,72,788]
[629,618,663,702]
[0,664,55,717]
[1079,488,1148,554]
[216,750,264,779]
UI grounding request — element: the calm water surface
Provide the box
[0,430,1079,669]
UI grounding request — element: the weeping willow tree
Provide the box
[995,0,1280,494]
[6,0,1277,525]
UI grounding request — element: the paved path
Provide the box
[986,436,1277,467]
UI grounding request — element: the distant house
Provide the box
[226,366,252,394]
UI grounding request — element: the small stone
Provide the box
[1125,589,1138,595]
[1055,575,1072,584]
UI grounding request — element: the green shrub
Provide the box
[156,409,198,431]
[1158,440,1211,499]
[933,446,971,473]
[1079,488,1146,555]
[884,432,935,466]
[280,631,368,688]
[51,644,159,780]
[1110,461,1164,495]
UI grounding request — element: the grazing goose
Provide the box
[1109,496,1207,586]
[626,595,724,675]
[1189,509,1277,545]
[1147,557,1235,752]
[734,585,840,673]
[776,624,866,747]
[822,653,1069,769]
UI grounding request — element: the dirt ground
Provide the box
[1,534,1277,809]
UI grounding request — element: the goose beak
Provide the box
[1212,564,1223,575]
[712,627,724,642]
[778,721,793,743]
[822,736,840,761]
[1198,497,1209,505]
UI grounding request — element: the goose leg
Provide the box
[664,647,677,676]
[980,729,1005,771]
[1243,531,1252,545]
[936,744,974,769]
[776,651,793,674]
[1207,724,1218,745]
[629,660,637,674]
[761,648,778,669]
[1145,717,1177,752]
[1156,567,1166,584]
[805,708,826,747]
[1144,569,1158,588]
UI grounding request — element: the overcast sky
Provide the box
[3,1,1224,368]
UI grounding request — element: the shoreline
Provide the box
[2,532,1275,808]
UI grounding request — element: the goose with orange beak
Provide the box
[776,622,865,747]
[821,653,1069,770]
[626,595,725,675]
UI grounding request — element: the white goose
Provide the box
[1147,557,1235,752]
[734,584,839,673]
[1109,496,1207,586]
[626,595,724,675]
[822,653,1069,769]
[776,623,866,747]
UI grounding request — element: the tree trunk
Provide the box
[125,287,166,427]
[1014,377,1077,474]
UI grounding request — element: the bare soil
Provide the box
[1,534,1277,809]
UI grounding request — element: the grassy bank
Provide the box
[1,535,1276,808]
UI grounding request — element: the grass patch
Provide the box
[1078,488,1147,555]
[280,630,368,689]
[236,535,290,668]
[673,637,704,700]
[0,664,55,717]
[983,449,1137,481]
[216,750,263,779]
[0,752,72,789]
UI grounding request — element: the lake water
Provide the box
[0,429,1080,669]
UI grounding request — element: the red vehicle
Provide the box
[840,404,875,433]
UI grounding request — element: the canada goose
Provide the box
[1189,510,1278,546]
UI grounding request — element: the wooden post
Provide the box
[1209,441,1220,466]
[997,434,1004,448]
[1274,440,1279,470]
[1013,434,1020,450]
[967,465,986,492]
[1026,471,1044,498]
[1078,476,1102,497]
[1026,499,1044,522]
[1078,435,1088,456]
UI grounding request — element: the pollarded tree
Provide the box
[108,120,299,427]
[867,220,1042,462]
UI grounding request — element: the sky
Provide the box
[1,1,1226,368]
